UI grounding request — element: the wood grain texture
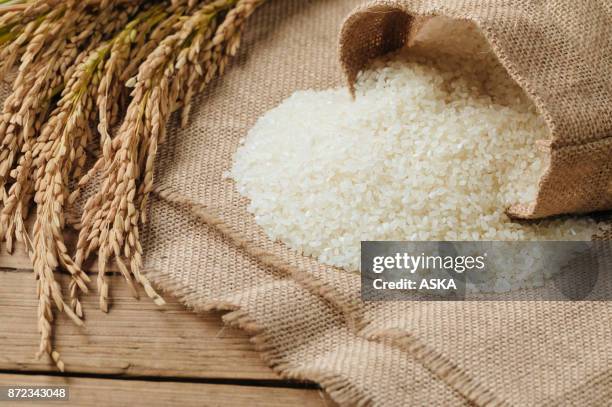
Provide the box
[0,229,114,272]
[0,374,331,406]
[0,270,278,380]
[0,240,31,269]
[0,232,329,406]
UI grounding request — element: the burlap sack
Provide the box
[138,0,612,406]
[338,0,612,219]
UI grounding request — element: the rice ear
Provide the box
[0,0,265,369]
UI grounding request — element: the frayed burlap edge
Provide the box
[144,267,374,407]
[154,186,367,331]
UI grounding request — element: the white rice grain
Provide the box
[230,34,598,273]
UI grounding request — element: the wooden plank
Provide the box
[0,270,280,380]
[0,374,332,406]
[0,240,31,270]
[0,229,113,272]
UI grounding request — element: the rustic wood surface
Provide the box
[0,374,331,406]
[0,242,331,406]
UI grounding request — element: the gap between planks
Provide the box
[0,270,280,381]
[0,373,333,407]
[0,229,334,405]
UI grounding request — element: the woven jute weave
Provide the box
[2,0,608,405]
[137,1,612,405]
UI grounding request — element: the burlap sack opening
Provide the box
[339,0,612,220]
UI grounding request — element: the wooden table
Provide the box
[0,239,333,406]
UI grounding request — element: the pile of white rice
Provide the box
[230,28,597,275]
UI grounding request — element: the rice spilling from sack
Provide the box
[229,27,598,276]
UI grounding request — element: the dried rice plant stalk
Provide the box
[0,0,265,370]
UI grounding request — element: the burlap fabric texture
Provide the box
[137,0,612,406]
